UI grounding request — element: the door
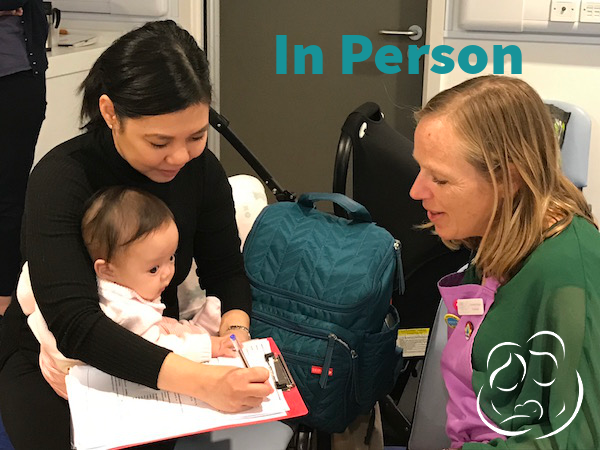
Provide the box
[219,0,428,200]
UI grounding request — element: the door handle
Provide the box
[379,24,423,41]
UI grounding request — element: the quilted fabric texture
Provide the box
[245,193,403,433]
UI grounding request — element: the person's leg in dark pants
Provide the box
[0,351,70,449]
[0,349,177,450]
[0,70,46,309]
[0,408,14,450]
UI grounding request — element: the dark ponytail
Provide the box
[79,20,212,130]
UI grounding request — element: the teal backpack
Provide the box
[244,193,404,433]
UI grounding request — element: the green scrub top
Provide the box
[462,216,600,449]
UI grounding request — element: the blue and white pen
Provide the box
[230,334,250,368]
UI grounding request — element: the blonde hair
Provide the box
[416,75,596,282]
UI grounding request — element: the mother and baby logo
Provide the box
[477,331,584,439]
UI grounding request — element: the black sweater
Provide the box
[0,127,252,388]
[0,0,48,75]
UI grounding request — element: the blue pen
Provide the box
[230,334,250,368]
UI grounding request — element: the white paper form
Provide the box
[66,339,289,450]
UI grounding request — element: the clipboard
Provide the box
[66,337,307,450]
[264,337,307,417]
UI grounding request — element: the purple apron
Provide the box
[439,272,506,447]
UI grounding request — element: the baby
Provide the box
[17,186,234,398]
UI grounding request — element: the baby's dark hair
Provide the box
[81,186,175,262]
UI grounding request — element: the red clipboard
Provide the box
[265,337,308,419]
[112,337,307,449]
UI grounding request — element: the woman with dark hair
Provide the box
[0,20,273,449]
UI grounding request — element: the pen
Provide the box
[230,334,250,368]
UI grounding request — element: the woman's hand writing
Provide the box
[202,365,274,412]
[157,353,274,413]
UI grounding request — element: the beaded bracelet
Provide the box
[226,325,251,336]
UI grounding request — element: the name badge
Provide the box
[457,298,484,316]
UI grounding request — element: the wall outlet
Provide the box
[550,0,581,22]
[580,1,600,22]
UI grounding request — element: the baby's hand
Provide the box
[211,335,236,358]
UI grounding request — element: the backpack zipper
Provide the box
[247,237,396,315]
[321,333,358,389]
[248,277,371,313]
[245,236,398,312]
[253,310,335,340]
[253,311,357,389]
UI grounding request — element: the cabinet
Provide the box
[34,33,118,166]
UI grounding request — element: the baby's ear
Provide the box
[94,259,112,279]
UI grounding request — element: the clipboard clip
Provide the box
[265,352,295,391]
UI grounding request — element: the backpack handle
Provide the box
[298,193,372,223]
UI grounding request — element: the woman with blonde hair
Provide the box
[410,75,599,448]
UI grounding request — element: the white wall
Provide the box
[424,1,600,213]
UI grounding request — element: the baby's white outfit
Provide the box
[16,262,221,399]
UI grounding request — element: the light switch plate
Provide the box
[580,1,600,22]
[550,0,581,22]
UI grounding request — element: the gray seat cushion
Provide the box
[408,299,450,450]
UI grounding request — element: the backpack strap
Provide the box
[298,192,372,223]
